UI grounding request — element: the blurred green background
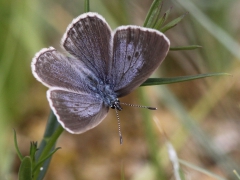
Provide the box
[1,0,240,179]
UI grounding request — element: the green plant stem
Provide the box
[33,111,64,180]
[84,0,90,12]
[37,124,63,162]
[34,125,63,180]
[33,147,61,173]
[13,129,24,161]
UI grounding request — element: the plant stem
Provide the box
[33,111,64,180]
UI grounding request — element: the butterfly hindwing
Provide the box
[47,88,109,134]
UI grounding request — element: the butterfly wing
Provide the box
[61,12,112,81]
[32,48,109,134]
[32,47,100,93]
[109,26,170,97]
[47,88,109,134]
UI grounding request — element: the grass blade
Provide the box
[84,0,90,12]
[13,129,23,161]
[141,73,230,86]
[179,159,227,180]
[170,45,202,51]
[143,0,163,27]
[160,13,187,32]
[18,156,32,180]
[154,7,172,30]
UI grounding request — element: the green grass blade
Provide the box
[162,7,172,25]
[179,169,186,180]
[170,45,202,51]
[149,7,161,28]
[84,0,90,12]
[121,162,125,180]
[179,159,227,180]
[166,142,182,180]
[175,0,240,59]
[150,2,163,29]
[160,13,186,32]
[13,129,23,161]
[233,170,240,180]
[18,156,32,180]
[30,142,38,164]
[143,0,163,27]
[154,7,172,30]
[141,73,230,86]
[159,86,240,178]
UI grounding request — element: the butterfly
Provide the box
[31,12,170,143]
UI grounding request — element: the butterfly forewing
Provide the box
[62,13,112,80]
[47,88,109,134]
[32,47,101,94]
[110,26,170,97]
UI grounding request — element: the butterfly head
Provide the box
[110,99,122,111]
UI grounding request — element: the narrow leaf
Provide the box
[143,0,163,27]
[84,0,90,12]
[166,142,181,180]
[160,13,187,32]
[170,45,202,51]
[34,111,63,180]
[162,7,172,25]
[121,163,125,180]
[179,159,226,180]
[33,147,61,173]
[151,0,164,29]
[141,73,230,86]
[18,156,32,180]
[150,3,162,29]
[179,169,186,180]
[233,170,240,180]
[13,129,24,161]
[155,7,172,30]
[30,142,38,165]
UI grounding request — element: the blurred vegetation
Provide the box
[1,0,240,179]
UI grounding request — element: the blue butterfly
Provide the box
[32,12,170,143]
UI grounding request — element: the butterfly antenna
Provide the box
[120,102,157,110]
[114,108,123,144]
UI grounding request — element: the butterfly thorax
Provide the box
[95,82,122,111]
